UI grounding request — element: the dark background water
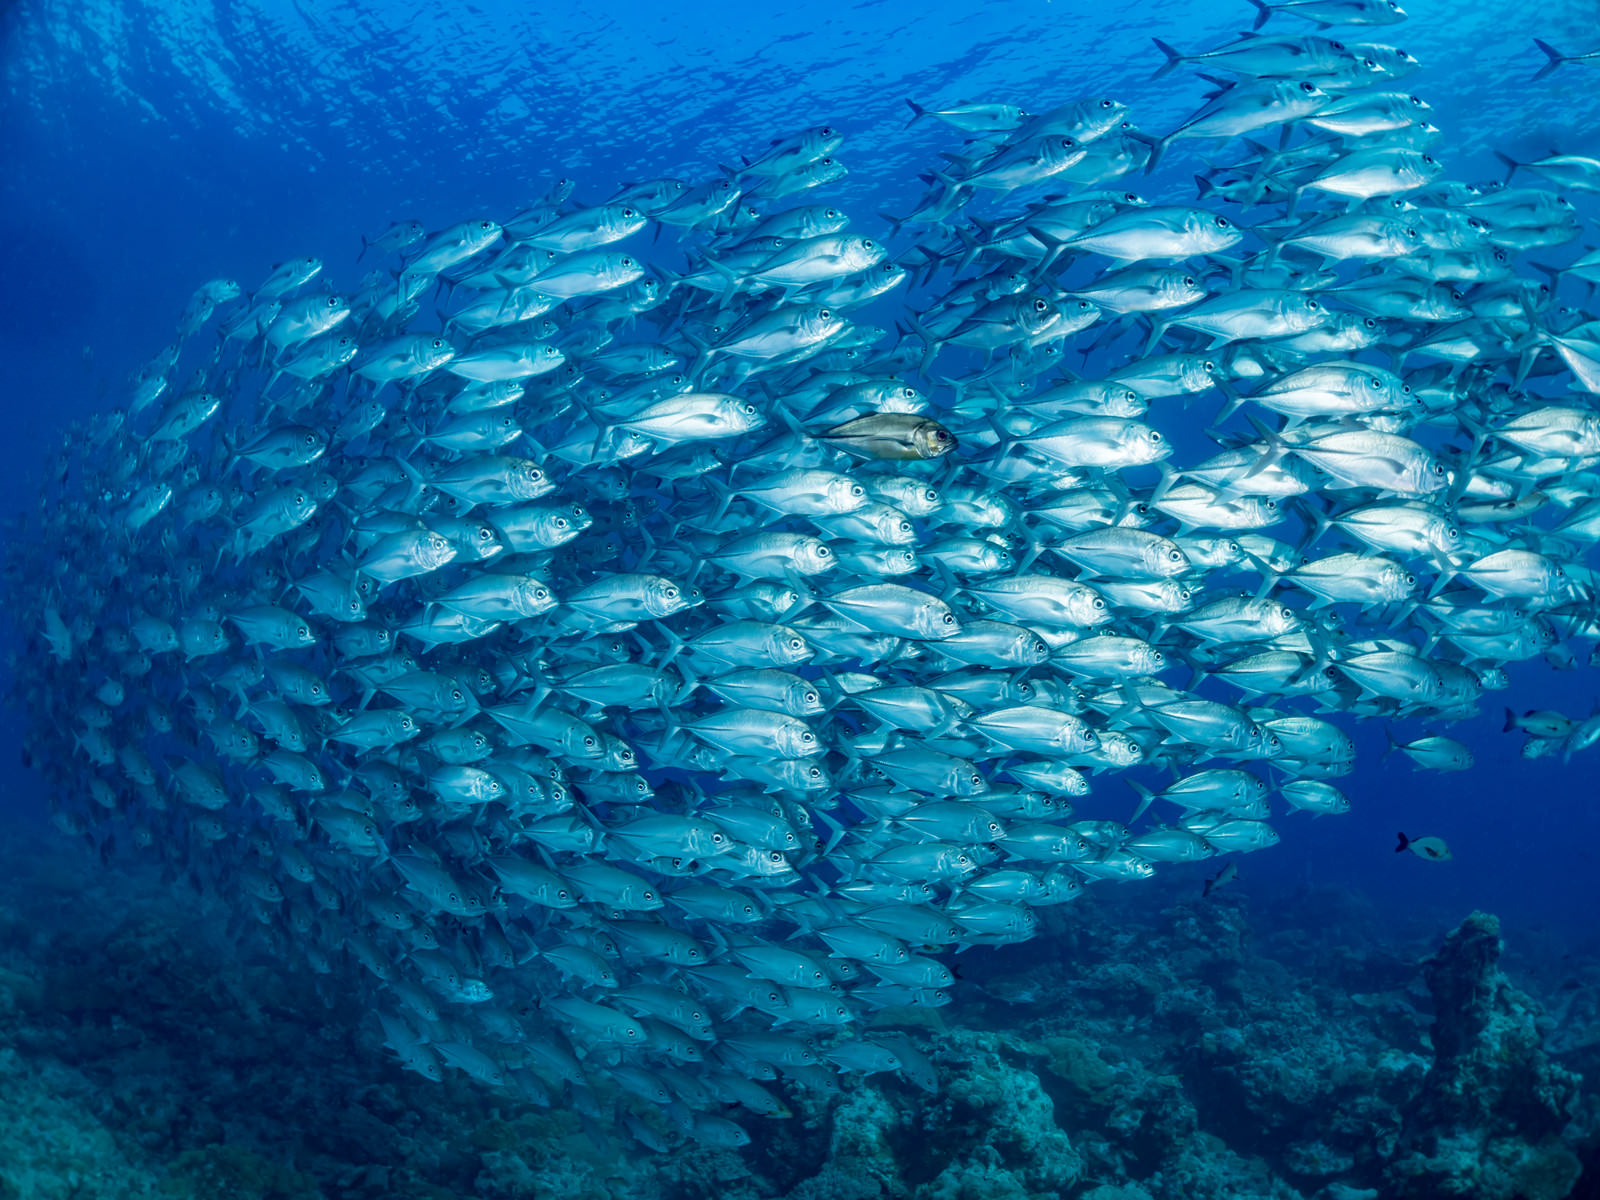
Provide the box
[2,0,1599,948]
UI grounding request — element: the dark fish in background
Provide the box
[1203,861,1239,896]
[1396,831,1452,861]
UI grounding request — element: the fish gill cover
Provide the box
[1,0,1599,1183]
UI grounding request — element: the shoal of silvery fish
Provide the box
[7,0,1600,1149]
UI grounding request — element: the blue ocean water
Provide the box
[4,0,1598,939]
[1,2,1599,1196]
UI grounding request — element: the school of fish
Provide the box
[7,0,1600,1148]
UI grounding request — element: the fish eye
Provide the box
[1058,138,1073,150]
[452,689,464,700]
[1214,216,1231,228]
[935,430,950,441]
[1033,298,1049,311]
[819,308,832,319]
[1093,597,1105,609]
[1299,81,1317,94]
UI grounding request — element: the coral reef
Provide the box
[1386,911,1585,1199]
[0,831,1596,1200]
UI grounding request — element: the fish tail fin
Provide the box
[947,223,985,277]
[1381,725,1401,765]
[814,809,849,855]
[1143,317,1173,357]
[980,408,1019,463]
[906,309,941,376]
[1151,37,1185,79]
[1023,224,1074,276]
[656,624,688,672]
[1128,780,1156,825]
[1012,536,1046,575]
[1143,132,1175,176]
[702,472,737,525]
[1422,549,1458,601]
[904,99,928,128]
[703,255,741,306]
[1493,150,1521,184]
[669,662,700,711]
[1246,0,1272,28]
[1384,598,1419,631]
[1251,554,1286,602]
[1533,38,1568,81]
[1207,375,1248,432]
[1529,260,1566,291]
[1395,831,1410,853]
[1147,461,1180,508]
[1241,413,1289,481]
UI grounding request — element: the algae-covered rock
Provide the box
[1040,1033,1118,1106]
[918,1158,1032,1200]
[163,1144,321,1199]
[0,1047,170,1200]
[1386,911,1588,1198]
[1079,1185,1155,1200]
[906,1030,1081,1200]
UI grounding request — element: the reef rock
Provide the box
[1387,911,1585,1199]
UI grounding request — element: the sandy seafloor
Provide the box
[0,815,1595,1200]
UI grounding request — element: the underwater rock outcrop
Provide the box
[1387,910,1586,1200]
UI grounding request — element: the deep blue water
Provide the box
[2,0,1599,993]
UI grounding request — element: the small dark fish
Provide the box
[1202,861,1238,896]
[1503,708,1576,739]
[1395,831,1452,861]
